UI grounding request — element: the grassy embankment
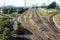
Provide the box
[38,8,57,18]
[53,13,60,29]
[38,8,60,29]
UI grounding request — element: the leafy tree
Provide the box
[0,17,12,40]
[3,19,12,29]
[3,8,8,14]
[0,17,8,31]
[46,2,57,9]
[3,28,12,40]
[8,8,13,14]
[0,18,12,33]
[3,8,13,14]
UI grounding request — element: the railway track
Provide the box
[31,9,55,40]
[31,9,50,40]
[18,8,60,40]
[19,8,40,40]
[48,13,60,39]
[37,9,60,40]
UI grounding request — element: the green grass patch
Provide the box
[53,14,60,27]
[38,8,57,18]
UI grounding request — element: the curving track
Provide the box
[37,9,60,40]
[18,8,60,40]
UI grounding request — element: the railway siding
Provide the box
[53,14,60,29]
[18,8,60,40]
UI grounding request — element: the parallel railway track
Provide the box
[18,8,60,40]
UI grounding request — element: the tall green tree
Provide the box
[3,8,13,14]
[3,28,12,40]
[3,8,8,14]
[47,2,57,9]
[8,8,13,14]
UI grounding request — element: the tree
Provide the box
[3,19,12,29]
[8,8,13,14]
[3,8,8,14]
[3,28,12,40]
[3,8,13,14]
[0,17,12,40]
[0,17,12,34]
[46,2,57,9]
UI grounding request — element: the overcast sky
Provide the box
[0,0,60,7]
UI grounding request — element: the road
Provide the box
[18,8,60,40]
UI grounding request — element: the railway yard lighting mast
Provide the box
[4,0,5,6]
[25,0,26,7]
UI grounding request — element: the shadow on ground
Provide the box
[12,29,32,40]
[12,37,30,40]
[17,29,33,35]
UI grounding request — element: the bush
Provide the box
[3,28,12,40]
[3,8,13,14]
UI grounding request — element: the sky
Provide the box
[0,0,60,7]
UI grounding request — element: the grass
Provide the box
[0,16,5,20]
[47,9,56,13]
[0,12,21,17]
[38,8,57,18]
[20,8,32,18]
[5,14,11,17]
[53,14,60,28]
[38,8,48,17]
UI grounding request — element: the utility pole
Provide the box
[4,0,5,6]
[25,0,26,7]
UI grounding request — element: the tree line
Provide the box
[2,8,28,14]
[46,2,59,9]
